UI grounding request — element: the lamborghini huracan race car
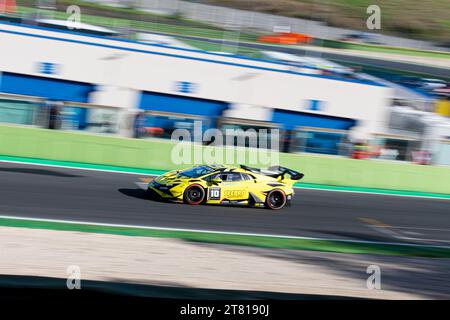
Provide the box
[147,165,304,210]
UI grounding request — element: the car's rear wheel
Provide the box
[265,189,286,210]
[183,184,205,205]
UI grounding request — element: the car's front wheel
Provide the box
[183,184,205,205]
[265,189,286,210]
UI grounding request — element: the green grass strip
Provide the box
[296,183,450,199]
[0,217,449,258]
[0,154,165,175]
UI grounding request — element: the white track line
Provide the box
[0,159,150,176]
[364,224,450,244]
[392,226,450,232]
[1,214,449,249]
[294,186,450,200]
[1,158,449,200]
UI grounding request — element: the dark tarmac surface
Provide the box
[0,162,449,245]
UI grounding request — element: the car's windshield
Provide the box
[179,166,215,178]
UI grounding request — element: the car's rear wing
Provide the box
[267,166,304,181]
[240,165,304,182]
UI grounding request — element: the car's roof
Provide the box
[199,165,248,172]
[207,165,238,172]
[189,165,278,181]
[206,165,272,176]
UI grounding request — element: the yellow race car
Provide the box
[146,165,304,210]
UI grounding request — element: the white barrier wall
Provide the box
[0,23,392,136]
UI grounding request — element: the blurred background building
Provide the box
[0,0,449,164]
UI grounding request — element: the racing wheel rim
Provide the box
[266,190,286,210]
[184,184,205,205]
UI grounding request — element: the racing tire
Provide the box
[265,189,287,210]
[183,184,205,205]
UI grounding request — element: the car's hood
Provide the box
[154,171,186,185]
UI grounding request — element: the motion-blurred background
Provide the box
[1,0,450,301]
[0,1,449,169]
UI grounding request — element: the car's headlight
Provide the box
[157,183,180,190]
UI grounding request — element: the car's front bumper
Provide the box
[147,180,183,200]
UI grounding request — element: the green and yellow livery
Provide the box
[147,164,304,210]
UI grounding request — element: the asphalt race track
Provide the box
[0,162,449,245]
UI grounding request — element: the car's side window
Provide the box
[205,173,227,181]
[205,172,245,182]
[228,172,242,182]
[216,173,230,182]
[219,173,228,181]
[204,173,220,182]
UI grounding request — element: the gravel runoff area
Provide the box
[1,226,449,299]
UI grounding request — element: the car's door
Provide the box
[205,172,249,202]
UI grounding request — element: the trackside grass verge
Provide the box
[1,217,450,258]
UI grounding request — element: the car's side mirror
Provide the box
[211,177,222,184]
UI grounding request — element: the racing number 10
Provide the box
[209,187,221,200]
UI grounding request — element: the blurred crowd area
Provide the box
[3,0,450,49]
[1,94,449,166]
